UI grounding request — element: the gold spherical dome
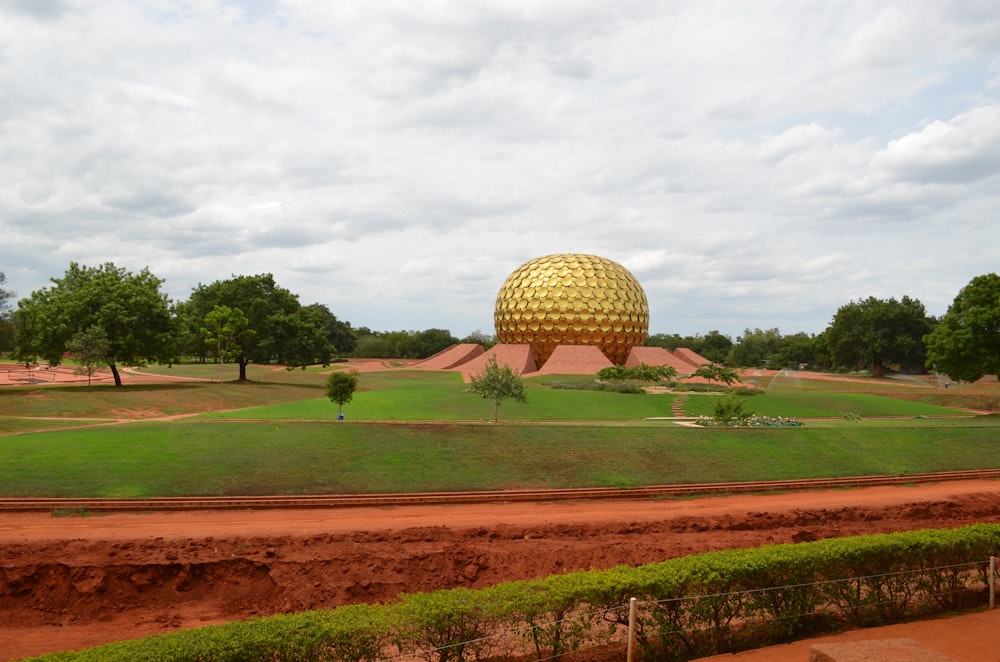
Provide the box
[494,253,649,367]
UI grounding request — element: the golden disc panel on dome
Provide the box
[494,253,650,367]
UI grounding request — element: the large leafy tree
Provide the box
[0,271,13,353]
[13,262,173,386]
[186,274,298,380]
[185,274,336,380]
[825,296,934,377]
[272,305,334,369]
[304,303,356,355]
[925,273,1000,382]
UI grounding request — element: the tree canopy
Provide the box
[646,330,732,364]
[597,363,677,383]
[13,262,174,385]
[183,274,332,380]
[352,328,460,359]
[825,296,933,377]
[925,273,1000,382]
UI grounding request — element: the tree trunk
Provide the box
[871,362,884,378]
[238,359,249,381]
[109,362,122,387]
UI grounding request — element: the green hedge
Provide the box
[26,525,1000,662]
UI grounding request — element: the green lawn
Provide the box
[0,419,998,497]
[202,370,678,421]
[1,364,996,499]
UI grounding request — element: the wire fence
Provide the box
[378,557,997,662]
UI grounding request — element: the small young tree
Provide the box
[467,356,527,422]
[325,370,359,418]
[66,325,110,388]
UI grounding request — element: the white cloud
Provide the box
[0,0,997,338]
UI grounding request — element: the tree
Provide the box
[303,303,356,355]
[825,296,933,377]
[13,262,173,386]
[66,325,110,388]
[460,329,496,349]
[467,356,527,422]
[925,273,1000,382]
[0,271,13,353]
[726,328,784,367]
[325,370,359,417]
[185,274,304,381]
[646,330,733,364]
[597,364,677,383]
[596,365,632,382]
[201,305,251,382]
[692,363,742,387]
[350,328,460,359]
[272,305,333,369]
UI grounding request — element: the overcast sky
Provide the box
[2,1,998,339]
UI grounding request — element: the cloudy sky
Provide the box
[2,1,998,339]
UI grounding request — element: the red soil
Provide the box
[532,344,613,375]
[3,481,1000,661]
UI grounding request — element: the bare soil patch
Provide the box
[3,480,1000,660]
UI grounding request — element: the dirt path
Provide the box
[3,480,1000,660]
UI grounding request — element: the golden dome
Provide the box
[494,254,649,367]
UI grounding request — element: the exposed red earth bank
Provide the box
[3,481,1000,661]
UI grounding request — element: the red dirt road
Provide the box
[3,480,1000,661]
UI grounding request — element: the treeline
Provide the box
[352,328,494,360]
[0,264,474,385]
[649,279,1000,381]
[2,264,997,384]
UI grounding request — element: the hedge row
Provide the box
[27,524,1000,662]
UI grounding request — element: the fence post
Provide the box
[627,597,637,662]
[990,557,996,610]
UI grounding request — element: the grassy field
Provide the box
[0,363,997,497]
[0,419,998,497]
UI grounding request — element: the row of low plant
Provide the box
[28,524,1000,662]
[695,395,804,427]
[671,382,761,395]
[544,380,648,394]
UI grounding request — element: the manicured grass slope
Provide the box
[205,370,679,421]
[1,365,996,498]
[204,370,968,421]
[0,420,998,497]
